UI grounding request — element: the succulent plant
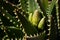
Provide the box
[0,0,59,40]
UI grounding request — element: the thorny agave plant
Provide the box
[0,0,60,40]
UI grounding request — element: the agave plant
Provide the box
[0,0,59,40]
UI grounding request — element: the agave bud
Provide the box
[32,10,41,26]
[38,16,45,29]
[28,13,33,22]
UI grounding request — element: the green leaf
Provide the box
[40,0,48,10]
[37,0,47,17]
[46,0,57,16]
[6,26,24,38]
[1,9,20,27]
[17,11,38,35]
[39,31,47,40]
[19,0,28,12]
[28,0,40,14]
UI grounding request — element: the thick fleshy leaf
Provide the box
[40,0,48,10]
[19,0,28,12]
[1,9,20,27]
[17,11,38,35]
[46,0,57,16]
[6,26,24,38]
[27,0,40,14]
